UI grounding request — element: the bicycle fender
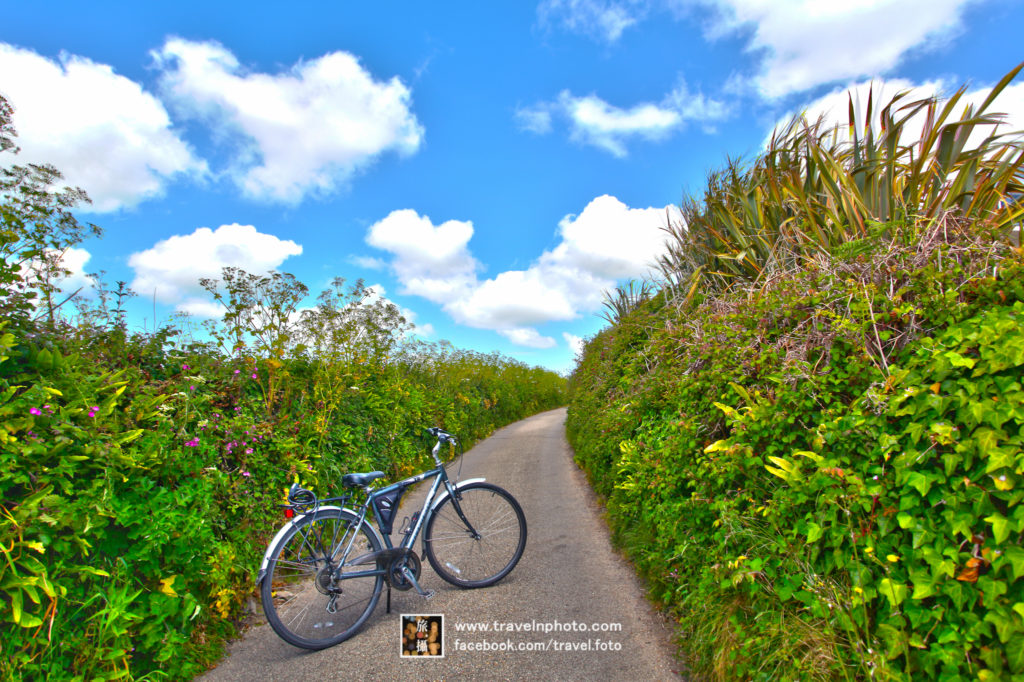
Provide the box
[429,478,486,512]
[256,506,381,585]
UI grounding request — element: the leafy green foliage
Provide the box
[568,217,1024,680]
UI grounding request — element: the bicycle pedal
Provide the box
[422,589,435,600]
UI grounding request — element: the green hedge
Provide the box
[567,221,1024,680]
[0,325,564,680]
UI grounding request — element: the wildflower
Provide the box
[43,404,53,413]
[234,369,240,375]
[245,448,253,454]
[185,437,200,447]
[30,407,42,415]
[88,405,99,418]
[183,364,190,371]
[241,470,251,477]
[251,373,257,379]
[190,385,196,391]
[887,554,899,563]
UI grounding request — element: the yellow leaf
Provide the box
[160,576,179,597]
[930,383,941,394]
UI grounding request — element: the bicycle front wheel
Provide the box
[424,482,527,588]
[260,508,384,649]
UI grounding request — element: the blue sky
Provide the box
[2,1,1022,373]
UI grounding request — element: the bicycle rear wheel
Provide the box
[261,508,383,649]
[424,482,527,588]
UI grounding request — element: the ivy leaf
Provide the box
[1008,633,1024,674]
[943,351,976,368]
[879,578,907,608]
[1003,546,1024,581]
[986,513,1011,544]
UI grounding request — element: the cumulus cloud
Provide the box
[365,209,480,304]
[153,38,423,203]
[366,196,675,346]
[537,0,647,42]
[695,0,977,98]
[523,81,727,156]
[128,223,302,314]
[0,43,206,212]
[499,327,557,349]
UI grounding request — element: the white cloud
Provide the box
[499,327,557,349]
[523,82,727,156]
[365,196,675,346]
[560,91,680,156]
[349,255,389,270]
[696,0,977,98]
[538,0,646,42]
[515,105,553,134]
[153,38,423,203]
[128,223,302,312]
[0,43,206,212]
[563,332,586,358]
[365,209,480,304]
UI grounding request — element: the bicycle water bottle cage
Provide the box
[342,471,385,488]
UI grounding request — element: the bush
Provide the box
[568,218,1024,680]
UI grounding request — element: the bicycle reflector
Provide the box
[284,508,295,519]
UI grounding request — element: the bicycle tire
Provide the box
[423,482,527,588]
[260,508,383,649]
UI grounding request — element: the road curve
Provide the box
[200,407,684,681]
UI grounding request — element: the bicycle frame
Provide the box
[256,434,482,591]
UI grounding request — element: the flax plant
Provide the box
[659,62,1024,303]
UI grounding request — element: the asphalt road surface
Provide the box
[200,407,684,681]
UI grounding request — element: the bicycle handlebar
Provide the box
[426,426,456,444]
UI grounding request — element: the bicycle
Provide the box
[256,427,528,650]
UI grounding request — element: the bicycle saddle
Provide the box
[342,471,386,488]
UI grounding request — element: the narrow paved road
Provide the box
[201,408,684,681]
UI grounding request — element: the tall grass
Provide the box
[658,63,1024,303]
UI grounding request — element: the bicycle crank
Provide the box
[387,552,421,591]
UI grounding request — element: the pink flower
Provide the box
[190,385,196,391]
[185,437,200,447]
[251,373,257,379]
[245,448,253,454]
[241,470,251,477]
[182,364,189,371]
[234,369,240,375]
[29,407,42,416]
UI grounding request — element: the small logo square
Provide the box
[401,614,444,657]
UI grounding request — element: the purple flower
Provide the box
[29,407,42,416]
[189,385,196,391]
[185,437,200,447]
[182,364,190,371]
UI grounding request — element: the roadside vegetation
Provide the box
[0,94,565,680]
[568,64,1024,680]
